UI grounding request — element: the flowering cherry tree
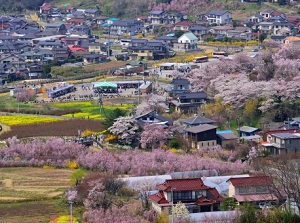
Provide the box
[83,201,153,223]
[66,189,78,202]
[140,124,169,149]
[14,87,36,102]
[135,94,168,116]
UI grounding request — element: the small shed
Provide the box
[216,130,238,148]
[159,63,175,70]
[237,126,260,137]
[138,81,152,94]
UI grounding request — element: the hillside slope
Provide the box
[0,0,299,20]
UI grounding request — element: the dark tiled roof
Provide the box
[207,10,228,16]
[170,78,190,85]
[217,132,238,140]
[155,35,177,41]
[177,91,207,99]
[189,25,209,31]
[135,110,173,126]
[185,124,217,134]
[150,10,165,15]
[181,116,215,125]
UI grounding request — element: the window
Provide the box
[239,187,249,194]
[195,191,203,198]
[173,191,193,201]
[256,186,267,193]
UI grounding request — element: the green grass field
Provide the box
[51,101,133,120]
[0,92,134,121]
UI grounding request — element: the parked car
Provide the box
[252,48,258,52]
[258,202,271,209]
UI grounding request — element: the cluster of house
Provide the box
[123,172,285,219]
[148,175,279,215]
[245,9,300,43]
[0,3,299,83]
[134,77,300,153]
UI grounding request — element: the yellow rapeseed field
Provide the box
[0,115,64,126]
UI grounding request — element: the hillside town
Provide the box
[0,0,299,222]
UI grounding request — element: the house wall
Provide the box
[151,202,162,213]
[193,129,216,142]
[88,45,102,53]
[197,140,217,149]
[172,84,190,91]
[220,139,237,148]
[228,182,235,197]
[178,35,197,44]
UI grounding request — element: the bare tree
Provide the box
[254,154,300,211]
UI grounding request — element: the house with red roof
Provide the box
[227,176,278,206]
[68,45,87,53]
[66,18,85,26]
[173,21,195,31]
[39,3,52,15]
[149,178,224,214]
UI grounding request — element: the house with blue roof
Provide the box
[205,10,232,25]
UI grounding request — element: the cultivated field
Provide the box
[0,168,74,201]
[0,119,104,139]
[0,167,77,223]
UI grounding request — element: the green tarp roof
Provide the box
[94,81,117,88]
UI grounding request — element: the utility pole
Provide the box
[171,187,176,223]
[107,25,111,57]
[17,90,20,113]
[69,200,73,223]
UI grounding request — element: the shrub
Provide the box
[67,160,79,169]
[50,215,79,223]
[70,169,86,186]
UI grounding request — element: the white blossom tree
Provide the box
[108,116,139,145]
[172,201,192,223]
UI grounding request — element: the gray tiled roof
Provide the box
[170,78,190,85]
[177,91,207,99]
[185,124,217,133]
[271,133,300,139]
[238,126,259,133]
[207,10,228,16]
[181,116,215,125]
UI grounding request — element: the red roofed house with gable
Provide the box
[227,176,278,206]
[149,178,224,214]
[39,3,52,15]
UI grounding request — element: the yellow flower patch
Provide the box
[0,115,63,126]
